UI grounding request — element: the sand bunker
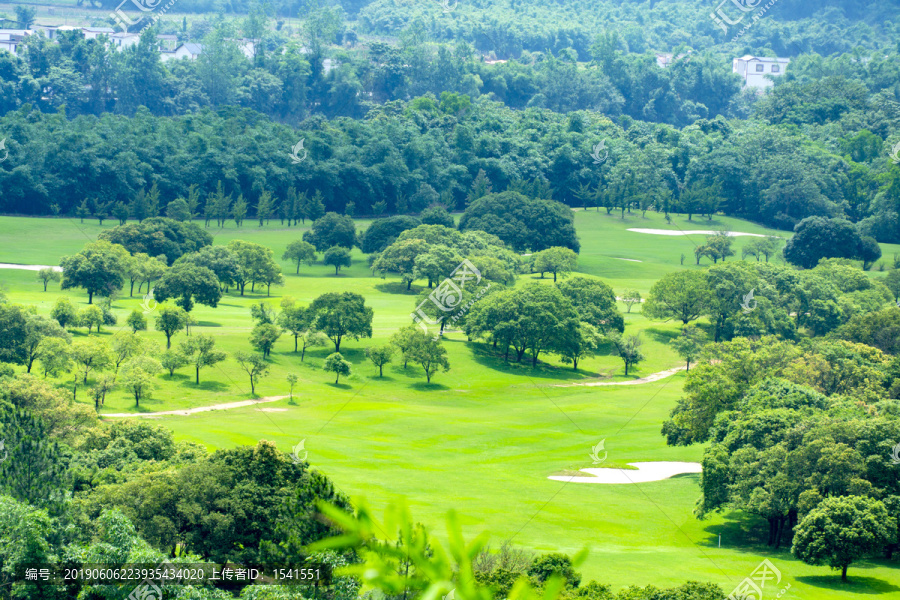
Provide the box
[627,228,766,237]
[0,263,62,271]
[614,258,643,262]
[549,461,702,484]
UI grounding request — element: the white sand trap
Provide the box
[0,263,62,272]
[614,258,642,262]
[549,461,702,484]
[627,228,766,238]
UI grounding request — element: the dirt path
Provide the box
[101,395,290,418]
[557,366,686,388]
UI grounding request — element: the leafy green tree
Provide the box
[232,194,248,227]
[74,199,91,223]
[256,190,275,225]
[282,240,318,274]
[166,198,190,222]
[533,247,578,282]
[60,240,130,304]
[226,239,282,295]
[160,348,188,377]
[35,337,71,379]
[50,297,79,329]
[365,345,394,377]
[360,215,422,253]
[151,263,221,312]
[21,315,68,374]
[609,332,645,376]
[286,373,299,401]
[110,331,142,375]
[621,289,641,313]
[420,206,454,227]
[234,351,270,395]
[179,334,227,384]
[885,269,900,302]
[277,298,311,353]
[702,232,735,263]
[99,217,212,265]
[79,305,104,334]
[413,245,461,288]
[527,553,581,589]
[459,191,580,252]
[375,238,431,289]
[37,268,60,292]
[669,325,705,371]
[324,352,352,384]
[303,212,357,251]
[556,321,603,371]
[405,331,450,383]
[71,338,112,383]
[120,356,163,407]
[250,323,282,358]
[89,375,115,410]
[323,246,352,275]
[176,246,241,292]
[557,277,624,333]
[792,495,894,582]
[783,217,866,269]
[154,305,188,348]
[126,309,147,333]
[309,292,374,352]
[643,271,712,325]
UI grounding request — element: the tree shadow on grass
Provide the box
[795,575,900,594]
[162,373,191,383]
[196,321,222,327]
[179,379,230,392]
[410,381,450,391]
[643,326,680,345]
[374,281,422,295]
[326,382,353,390]
[466,340,587,382]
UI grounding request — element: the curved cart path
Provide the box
[101,395,290,418]
[556,365,686,388]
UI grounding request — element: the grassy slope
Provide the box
[0,212,898,596]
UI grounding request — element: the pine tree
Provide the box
[308,190,326,221]
[466,169,492,206]
[129,189,149,222]
[233,194,248,227]
[0,408,69,513]
[256,190,274,226]
[146,183,161,218]
[75,199,91,223]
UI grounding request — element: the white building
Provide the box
[732,55,790,89]
[160,42,203,62]
[0,29,32,55]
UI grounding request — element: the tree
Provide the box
[277,299,312,352]
[127,253,167,296]
[179,334,226,383]
[79,305,104,334]
[22,315,68,374]
[60,240,130,304]
[643,271,712,325]
[37,268,60,292]
[0,408,67,510]
[303,212,357,251]
[309,292,374,352]
[375,238,431,290]
[99,217,213,265]
[88,375,115,410]
[557,277,624,333]
[36,337,71,379]
[160,349,188,376]
[359,215,421,253]
[177,246,241,292]
[287,374,298,401]
[669,325,705,371]
[119,356,163,407]
[420,206,454,228]
[50,296,79,329]
[858,235,882,270]
[365,345,394,377]
[323,246,352,275]
[532,247,578,282]
[702,232,735,263]
[14,6,36,29]
[155,306,188,348]
[527,553,581,589]
[75,199,91,223]
[324,352,352,384]
[256,190,275,226]
[391,325,420,368]
[884,269,900,302]
[126,310,147,333]
[792,495,894,582]
[110,331,142,375]
[459,191,580,252]
[282,240,318,274]
[71,338,112,383]
[151,263,221,312]
[621,289,641,313]
[166,198,191,222]
[234,351,270,395]
[556,321,603,371]
[413,245,462,288]
[226,240,282,296]
[609,332,645,376]
[250,323,282,358]
[783,217,866,269]
[407,333,450,383]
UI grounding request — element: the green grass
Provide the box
[1,211,898,597]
